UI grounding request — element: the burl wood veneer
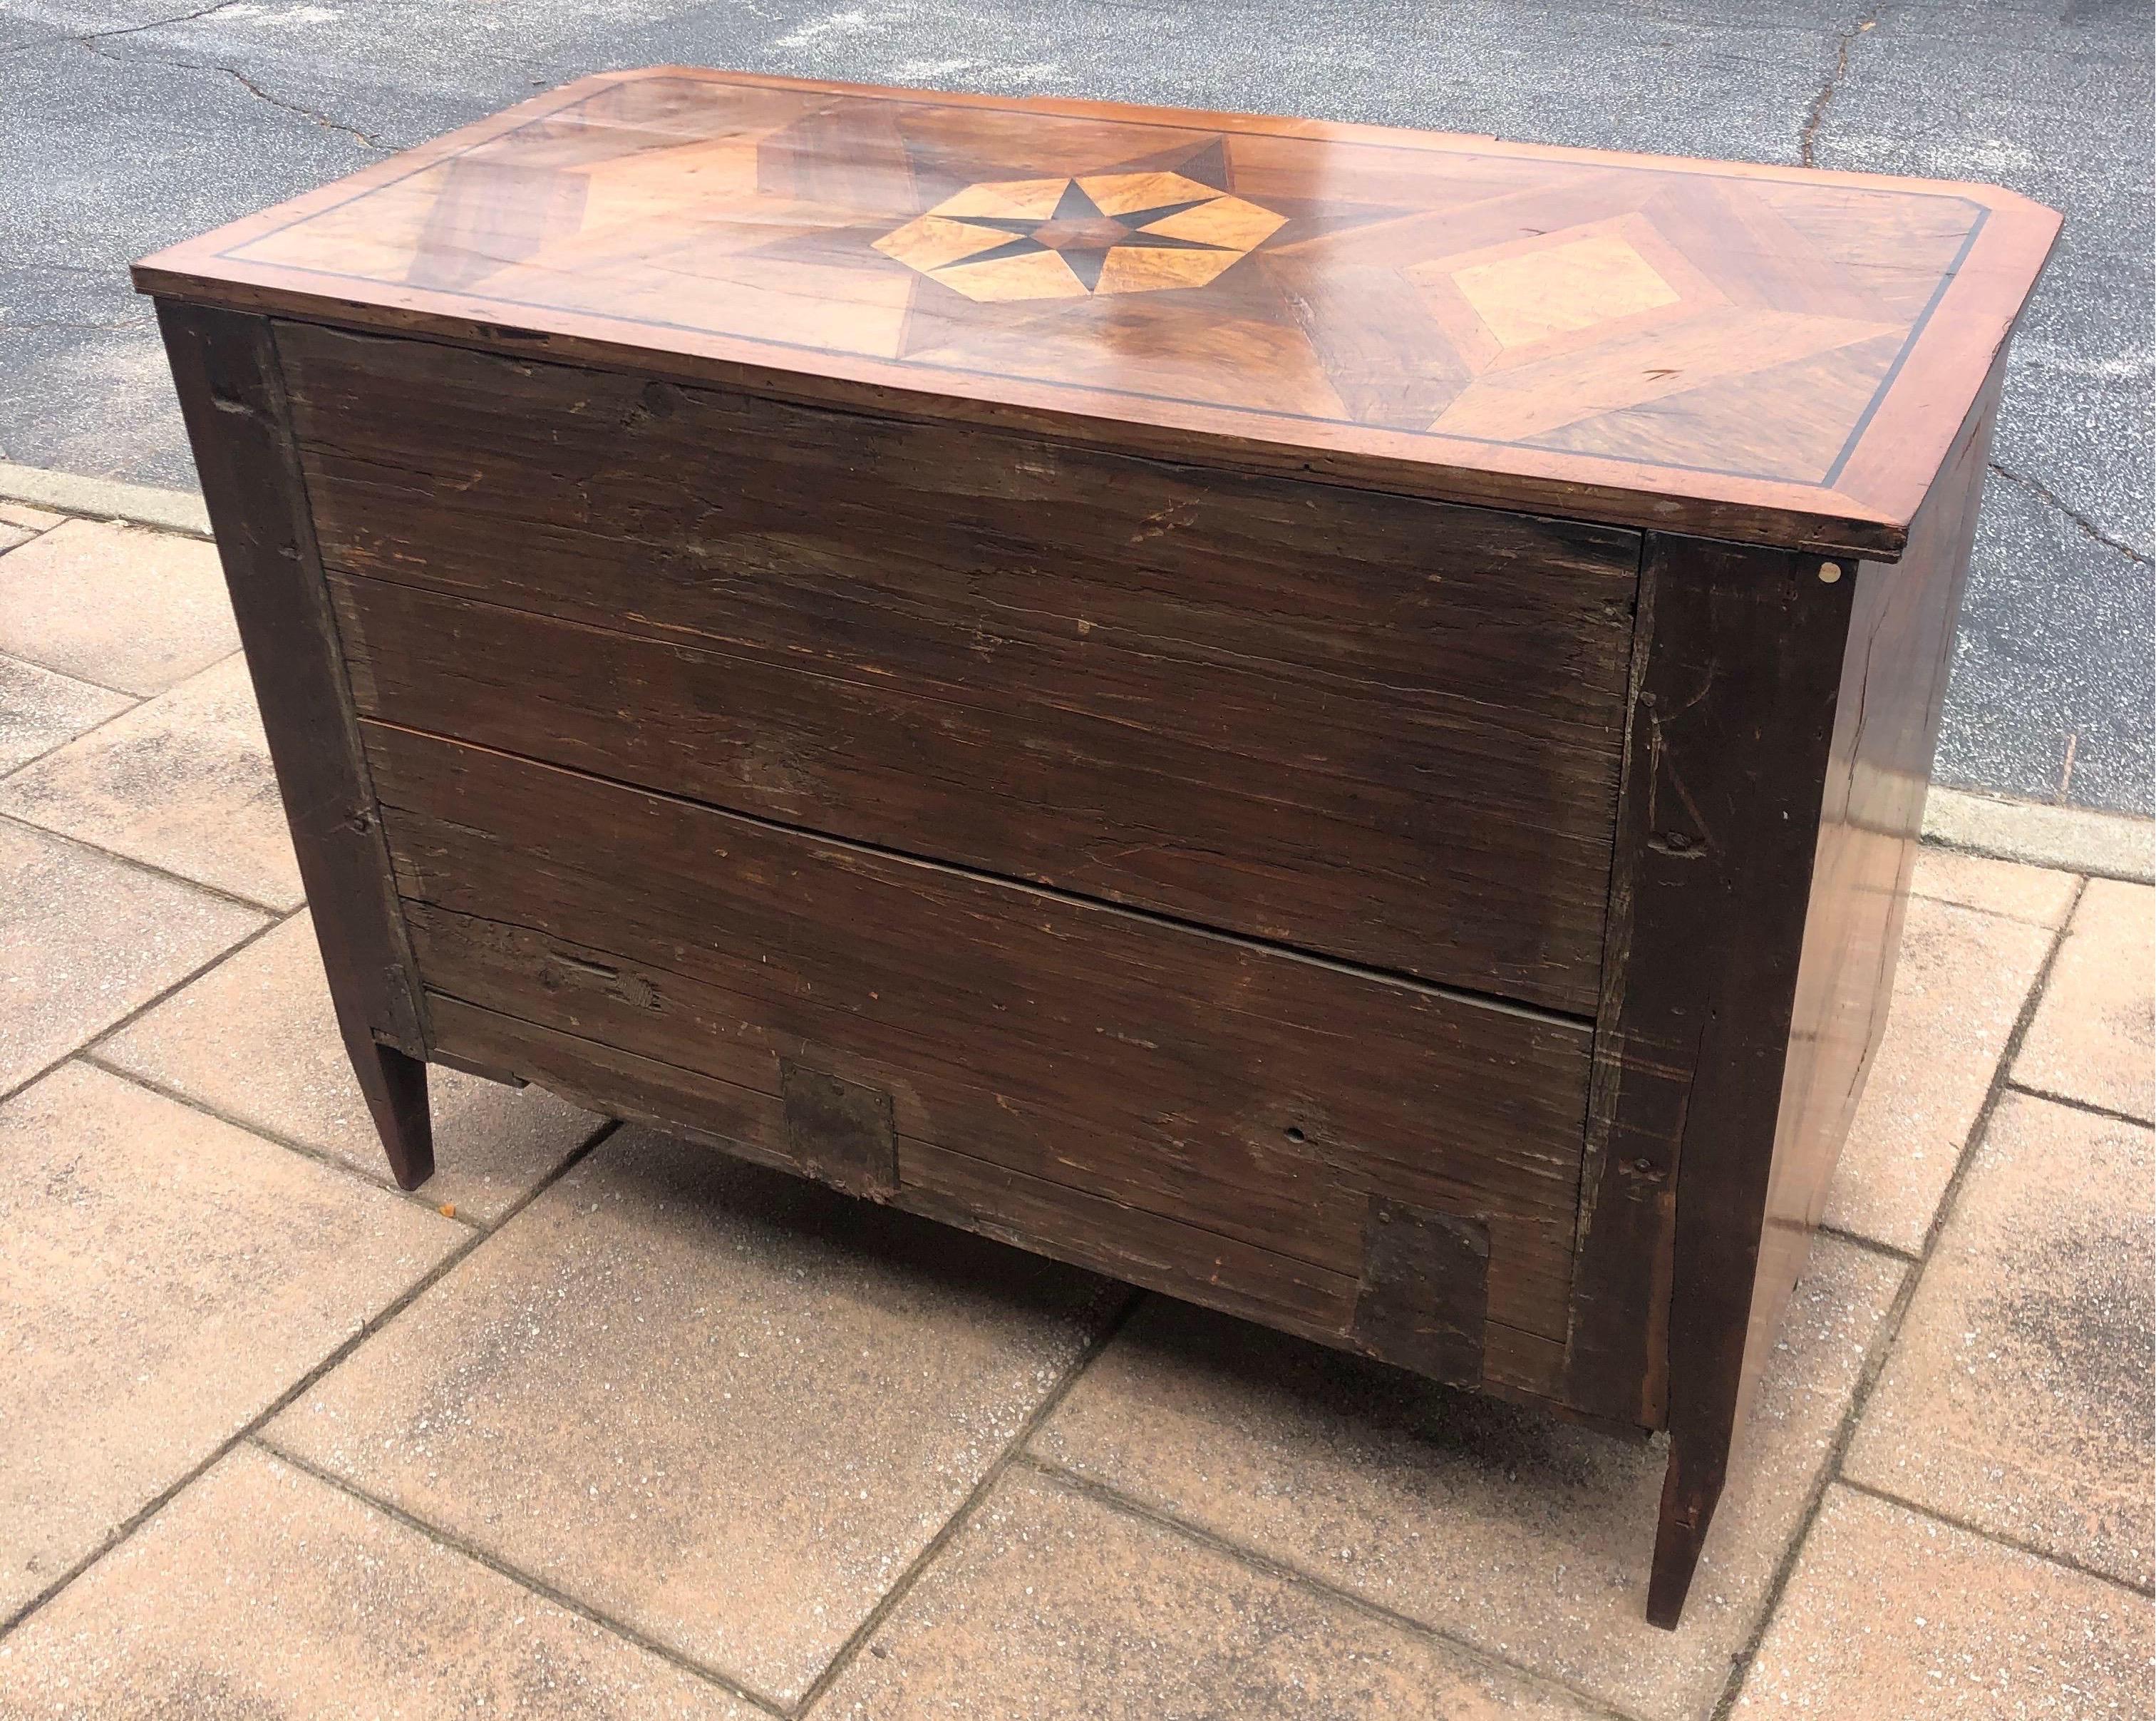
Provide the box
[136,68,2059,1628]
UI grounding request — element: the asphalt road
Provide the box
[2,0,2149,812]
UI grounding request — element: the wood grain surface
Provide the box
[1744,354,2005,1444]
[1561,533,1859,1625]
[363,721,1594,1355]
[286,321,1637,1014]
[134,67,2061,556]
[153,301,435,1189]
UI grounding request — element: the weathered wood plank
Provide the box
[1561,533,1856,1626]
[428,991,798,1173]
[430,983,1568,1403]
[287,322,1639,1014]
[368,723,1593,1343]
[895,1138,1363,1340]
[1350,1198,1491,1387]
[153,299,434,1188]
[1746,355,2006,1438]
[1624,363,1998,1625]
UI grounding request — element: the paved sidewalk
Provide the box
[0,512,2150,1717]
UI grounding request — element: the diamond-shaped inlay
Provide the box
[877,172,1286,302]
[1451,232,1682,350]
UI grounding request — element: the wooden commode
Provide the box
[135,68,2060,1627]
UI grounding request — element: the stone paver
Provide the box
[1825,895,2056,1253]
[0,504,62,555]
[817,1467,1609,1721]
[0,820,264,1094]
[267,1126,1123,1708]
[0,1444,758,1720]
[1731,1486,2152,1719]
[0,652,131,776]
[101,910,604,1222]
[1907,848,2080,928]
[1033,1238,1903,1721]
[0,652,300,910]
[0,518,237,697]
[2013,878,2155,1123]
[0,1062,464,1620]
[1847,1092,2154,1588]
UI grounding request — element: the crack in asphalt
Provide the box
[1,0,250,55]
[1989,460,2155,569]
[72,36,388,151]
[1800,5,1883,168]
[219,62,387,150]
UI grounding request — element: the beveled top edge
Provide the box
[134,66,2064,560]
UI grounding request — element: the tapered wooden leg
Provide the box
[349,1034,434,1191]
[1646,1433,1727,1629]
[157,301,436,1191]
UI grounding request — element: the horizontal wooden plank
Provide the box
[371,724,1592,1342]
[291,322,1636,1013]
[428,990,797,1171]
[427,989,1567,1404]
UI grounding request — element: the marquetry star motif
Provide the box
[876,172,1286,301]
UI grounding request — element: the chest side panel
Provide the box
[284,321,1639,1015]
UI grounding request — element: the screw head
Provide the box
[1819,560,1844,584]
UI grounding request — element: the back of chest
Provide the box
[138,68,2058,1625]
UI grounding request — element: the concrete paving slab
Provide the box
[100,909,605,1222]
[816,1466,1613,1721]
[0,1443,760,1720]
[1032,1238,1904,1721]
[1824,895,2055,1255]
[0,650,300,909]
[267,1125,1123,1708]
[0,517,235,697]
[0,650,131,776]
[0,458,209,536]
[0,500,62,553]
[1729,1485,2151,1720]
[0,818,264,1093]
[2013,878,2155,1122]
[1847,1092,2154,1588]
[1906,848,2079,929]
[0,1060,463,1621]
[1924,790,2155,885]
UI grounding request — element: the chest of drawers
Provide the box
[137,68,2057,1626]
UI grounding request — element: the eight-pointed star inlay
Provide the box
[876,171,1287,301]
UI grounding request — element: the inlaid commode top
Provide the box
[135,66,2059,557]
